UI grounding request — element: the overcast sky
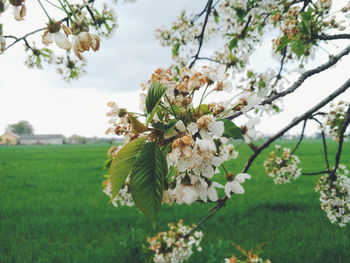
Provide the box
[1,0,350,137]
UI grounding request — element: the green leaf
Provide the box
[145,82,167,125]
[130,142,167,222]
[172,42,181,57]
[276,35,289,53]
[229,38,239,52]
[213,9,219,23]
[235,8,247,22]
[109,137,147,197]
[218,119,243,139]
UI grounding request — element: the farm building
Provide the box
[19,134,64,145]
[0,132,19,145]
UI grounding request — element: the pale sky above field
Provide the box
[0,0,350,137]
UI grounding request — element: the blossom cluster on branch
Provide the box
[0,0,136,80]
[322,101,350,141]
[147,220,203,263]
[315,164,350,227]
[103,65,257,215]
[263,145,301,184]
[155,0,349,71]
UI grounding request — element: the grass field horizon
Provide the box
[1,139,349,263]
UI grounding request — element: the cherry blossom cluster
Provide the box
[0,0,134,80]
[155,0,281,68]
[315,164,350,227]
[263,145,301,184]
[322,101,349,141]
[105,65,258,207]
[147,220,203,263]
[155,0,347,71]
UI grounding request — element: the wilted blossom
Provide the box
[42,21,72,50]
[73,31,100,60]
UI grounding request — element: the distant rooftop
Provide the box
[20,134,64,139]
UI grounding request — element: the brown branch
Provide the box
[4,27,46,51]
[316,34,350,41]
[190,78,350,233]
[189,0,213,68]
[291,119,307,154]
[302,171,331,176]
[242,78,350,173]
[311,117,331,171]
[227,44,350,120]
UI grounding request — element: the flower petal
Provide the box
[55,31,72,50]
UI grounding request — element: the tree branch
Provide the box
[227,44,350,120]
[190,78,350,233]
[311,117,331,171]
[316,34,350,41]
[189,0,213,68]
[302,171,331,176]
[291,119,307,154]
[242,78,350,173]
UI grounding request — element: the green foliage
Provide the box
[145,82,167,125]
[7,120,34,135]
[228,38,239,52]
[218,119,243,139]
[109,137,146,197]
[0,141,350,262]
[145,82,167,114]
[172,42,181,57]
[130,142,167,223]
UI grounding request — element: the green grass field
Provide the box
[0,139,349,263]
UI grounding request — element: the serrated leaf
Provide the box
[146,82,167,114]
[145,82,167,125]
[218,119,243,139]
[109,137,146,197]
[130,142,167,222]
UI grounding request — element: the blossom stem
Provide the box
[37,0,52,20]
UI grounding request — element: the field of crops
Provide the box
[0,139,349,263]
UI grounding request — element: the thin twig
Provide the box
[316,34,350,41]
[227,44,350,120]
[190,78,350,233]
[291,119,307,155]
[311,117,331,171]
[242,77,350,173]
[189,0,213,68]
[302,171,331,176]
